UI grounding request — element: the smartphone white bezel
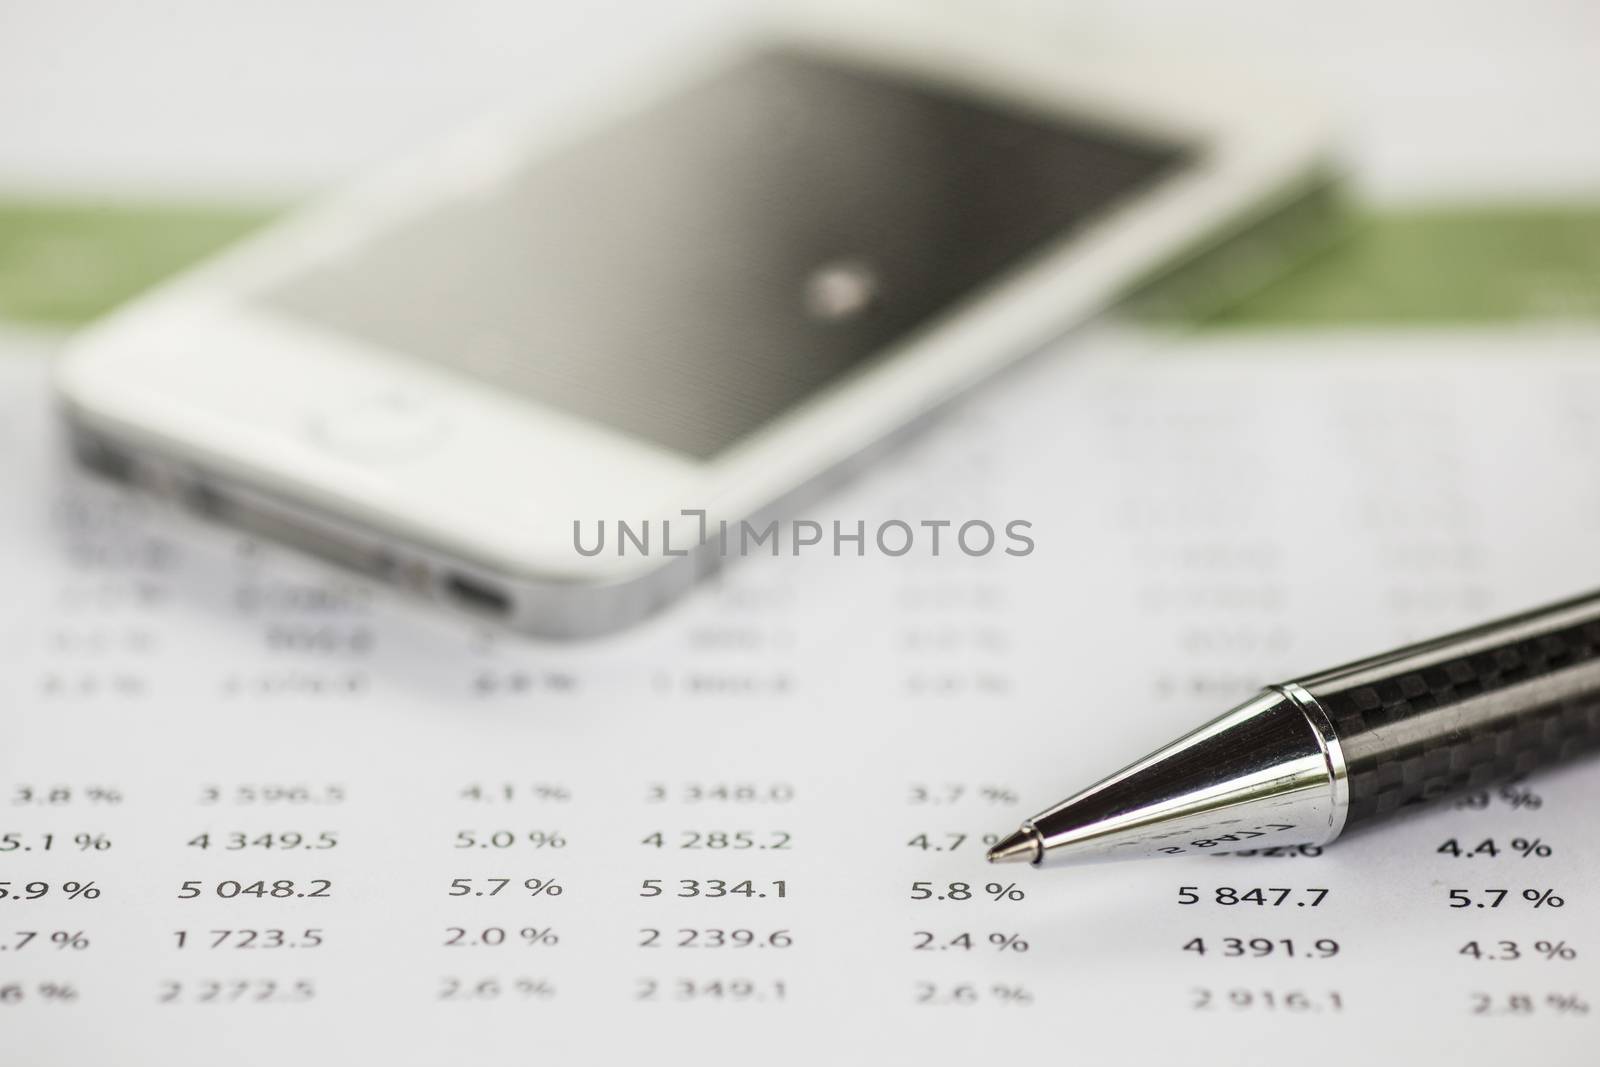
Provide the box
[56,3,1331,627]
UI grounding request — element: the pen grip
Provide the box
[1291,591,1600,829]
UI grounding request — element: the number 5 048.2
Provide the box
[177,879,332,899]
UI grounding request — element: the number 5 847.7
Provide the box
[1177,887,1328,907]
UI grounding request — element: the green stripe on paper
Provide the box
[0,200,276,326]
[0,197,1597,329]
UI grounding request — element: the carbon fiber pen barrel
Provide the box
[989,589,1600,869]
[1290,589,1600,829]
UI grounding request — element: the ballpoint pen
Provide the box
[988,589,1600,868]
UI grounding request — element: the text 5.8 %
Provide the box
[910,882,1024,902]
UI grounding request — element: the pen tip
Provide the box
[986,827,1040,865]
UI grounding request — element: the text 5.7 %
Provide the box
[448,878,563,898]
[1447,888,1564,909]
[911,882,1024,902]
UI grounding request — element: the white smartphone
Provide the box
[56,5,1331,637]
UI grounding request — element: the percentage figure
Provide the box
[84,787,122,805]
[1524,888,1565,908]
[1546,993,1590,1015]
[1499,784,1542,810]
[988,933,1029,953]
[979,787,1019,805]
[524,878,564,898]
[989,983,1033,1004]
[531,785,571,802]
[1536,940,1577,961]
[985,882,1025,902]
[49,932,89,951]
[525,832,567,848]
[519,927,559,947]
[62,882,100,900]
[1512,837,1553,858]
[71,834,110,852]
[0,981,80,1004]
[513,978,556,998]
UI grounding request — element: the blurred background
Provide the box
[2,0,1598,331]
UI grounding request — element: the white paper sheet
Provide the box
[4,325,1599,1065]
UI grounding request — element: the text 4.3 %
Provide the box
[1460,940,1576,962]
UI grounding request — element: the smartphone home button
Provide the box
[305,391,449,462]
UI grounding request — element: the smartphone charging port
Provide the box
[445,574,512,617]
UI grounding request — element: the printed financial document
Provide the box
[3,325,1599,1065]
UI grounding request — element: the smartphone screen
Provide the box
[262,49,1186,459]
